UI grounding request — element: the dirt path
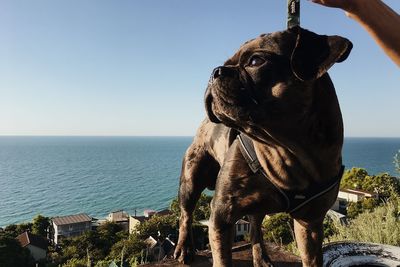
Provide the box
[143,242,301,266]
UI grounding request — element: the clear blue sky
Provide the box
[1,1,399,137]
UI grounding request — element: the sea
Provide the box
[0,136,399,227]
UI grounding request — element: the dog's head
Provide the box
[205,27,352,144]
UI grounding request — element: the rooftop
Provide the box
[130,215,148,223]
[339,188,377,196]
[156,209,173,216]
[16,232,48,250]
[52,213,92,226]
[236,219,250,225]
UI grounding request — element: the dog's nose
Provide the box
[212,66,235,79]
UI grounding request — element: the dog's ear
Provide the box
[290,27,352,81]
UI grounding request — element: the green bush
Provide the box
[107,234,145,263]
[395,150,400,174]
[61,258,87,267]
[170,193,212,222]
[328,198,400,246]
[0,232,35,267]
[32,214,50,238]
[262,213,294,245]
[323,216,338,238]
[136,214,178,240]
[340,167,400,199]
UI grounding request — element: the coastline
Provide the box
[0,136,399,227]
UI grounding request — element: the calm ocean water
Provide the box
[0,136,399,227]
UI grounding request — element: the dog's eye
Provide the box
[248,56,265,67]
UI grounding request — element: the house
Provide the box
[332,188,378,212]
[199,218,250,241]
[107,210,129,231]
[129,215,148,234]
[52,213,92,244]
[144,235,175,261]
[108,210,129,223]
[128,209,174,234]
[338,188,377,202]
[145,236,164,261]
[234,219,250,241]
[16,231,47,261]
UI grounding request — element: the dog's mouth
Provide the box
[204,75,259,126]
[205,85,221,124]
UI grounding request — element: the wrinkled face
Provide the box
[205,30,302,132]
[205,27,352,137]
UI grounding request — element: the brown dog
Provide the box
[174,27,352,267]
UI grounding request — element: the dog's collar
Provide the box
[237,133,344,213]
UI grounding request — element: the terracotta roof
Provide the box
[16,232,48,250]
[52,213,92,226]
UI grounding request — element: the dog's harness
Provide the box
[237,133,344,214]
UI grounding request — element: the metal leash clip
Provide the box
[287,0,300,29]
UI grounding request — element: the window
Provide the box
[238,224,241,231]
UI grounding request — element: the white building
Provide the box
[129,215,149,234]
[332,188,378,212]
[107,210,129,231]
[199,218,250,241]
[52,213,92,244]
[234,219,250,241]
[107,210,129,223]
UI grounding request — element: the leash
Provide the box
[287,0,300,29]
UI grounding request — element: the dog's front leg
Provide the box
[209,197,235,267]
[249,214,274,267]
[293,218,324,267]
[174,144,220,264]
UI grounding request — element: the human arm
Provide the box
[311,0,400,67]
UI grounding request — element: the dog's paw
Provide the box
[253,259,275,267]
[173,245,194,264]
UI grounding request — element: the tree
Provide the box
[0,232,34,267]
[395,150,400,174]
[170,193,212,222]
[52,222,127,266]
[16,222,33,235]
[323,216,337,239]
[32,214,50,238]
[347,201,363,219]
[340,167,369,190]
[341,167,400,199]
[61,258,87,267]
[262,213,294,245]
[3,223,32,238]
[361,197,378,211]
[107,234,145,263]
[3,224,18,238]
[136,214,178,240]
[363,173,400,199]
